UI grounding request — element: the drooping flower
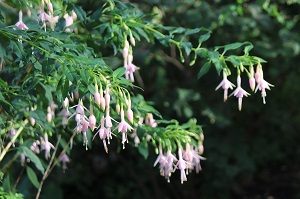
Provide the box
[40,133,55,159]
[125,54,137,82]
[15,10,28,30]
[215,71,235,101]
[254,65,274,104]
[89,114,96,131]
[59,153,70,171]
[117,108,133,149]
[176,147,188,184]
[30,140,40,154]
[249,65,256,91]
[145,113,157,127]
[93,117,108,153]
[229,75,250,111]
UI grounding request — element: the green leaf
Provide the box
[113,67,126,79]
[73,5,86,21]
[138,142,149,159]
[185,28,200,36]
[244,44,254,54]
[134,27,150,42]
[139,103,162,118]
[10,41,25,58]
[22,146,45,173]
[90,8,102,20]
[26,166,40,189]
[80,69,90,85]
[170,27,186,34]
[197,62,211,79]
[224,42,244,52]
[29,109,53,131]
[0,91,13,107]
[180,42,192,56]
[198,32,210,43]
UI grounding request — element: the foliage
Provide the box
[1,0,298,198]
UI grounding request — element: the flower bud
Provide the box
[126,109,134,124]
[89,115,96,131]
[94,92,101,106]
[130,35,135,46]
[63,97,69,108]
[30,117,36,126]
[47,112,52,122]
[116,103,120,114]
[249,76,255,91]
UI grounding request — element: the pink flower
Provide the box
[215,71,235,101]
[15,11,28,30]
[145,113,157,127]
[117,109,133,149]
[59,153,70,171]
[40,134,55,159]
[125,54,137,82]
[93,117,108,153]
[254,67,274,104]
[229,75,250,111]
[30,141,40,154]
[176,148,187,184]
[89,114,96,131]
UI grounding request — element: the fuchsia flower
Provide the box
[40,133,55,159]
[145,113,157,127]
[59,153,70,171]
[177,147,188,184]
[117,108,133,149]
[215,71,235,101]
[15,10,28,30]
[30,141,40,154]
[183,144,206,174]
[229,75,250,111]
[254,66,274,104]
[93,117,108,153]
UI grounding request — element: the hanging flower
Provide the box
[229,75,250,111]
[215,70,235,101]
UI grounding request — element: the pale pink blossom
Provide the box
[89,114,96,131]
[254,67,274,104]
[215,71,235,101]
[93,117,108,153]
[30,141,40,154]
[117,109,133,149]
[15,11,28,30]
[59,153,70,171]
[229,75,250,111]
[40,134,55,159]
[145,113,157,127]
[176,148,187,184]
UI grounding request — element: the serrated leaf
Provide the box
[22,146,45,173]
[197,62,211,79]
[26,166,40,189]
[113,67,126,78]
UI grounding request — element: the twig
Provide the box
[0,119,28,162]
[35,134,61,199]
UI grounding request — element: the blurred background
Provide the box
[14,0,300,198]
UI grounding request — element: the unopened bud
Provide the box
[30,117,36,126]
[94,92,101,106]
[126,109,134,124]
[89,115,96,131]
[47,112,52,122]
[63,97,69,108]
[130,35,135,46]
[249,77,255,91]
